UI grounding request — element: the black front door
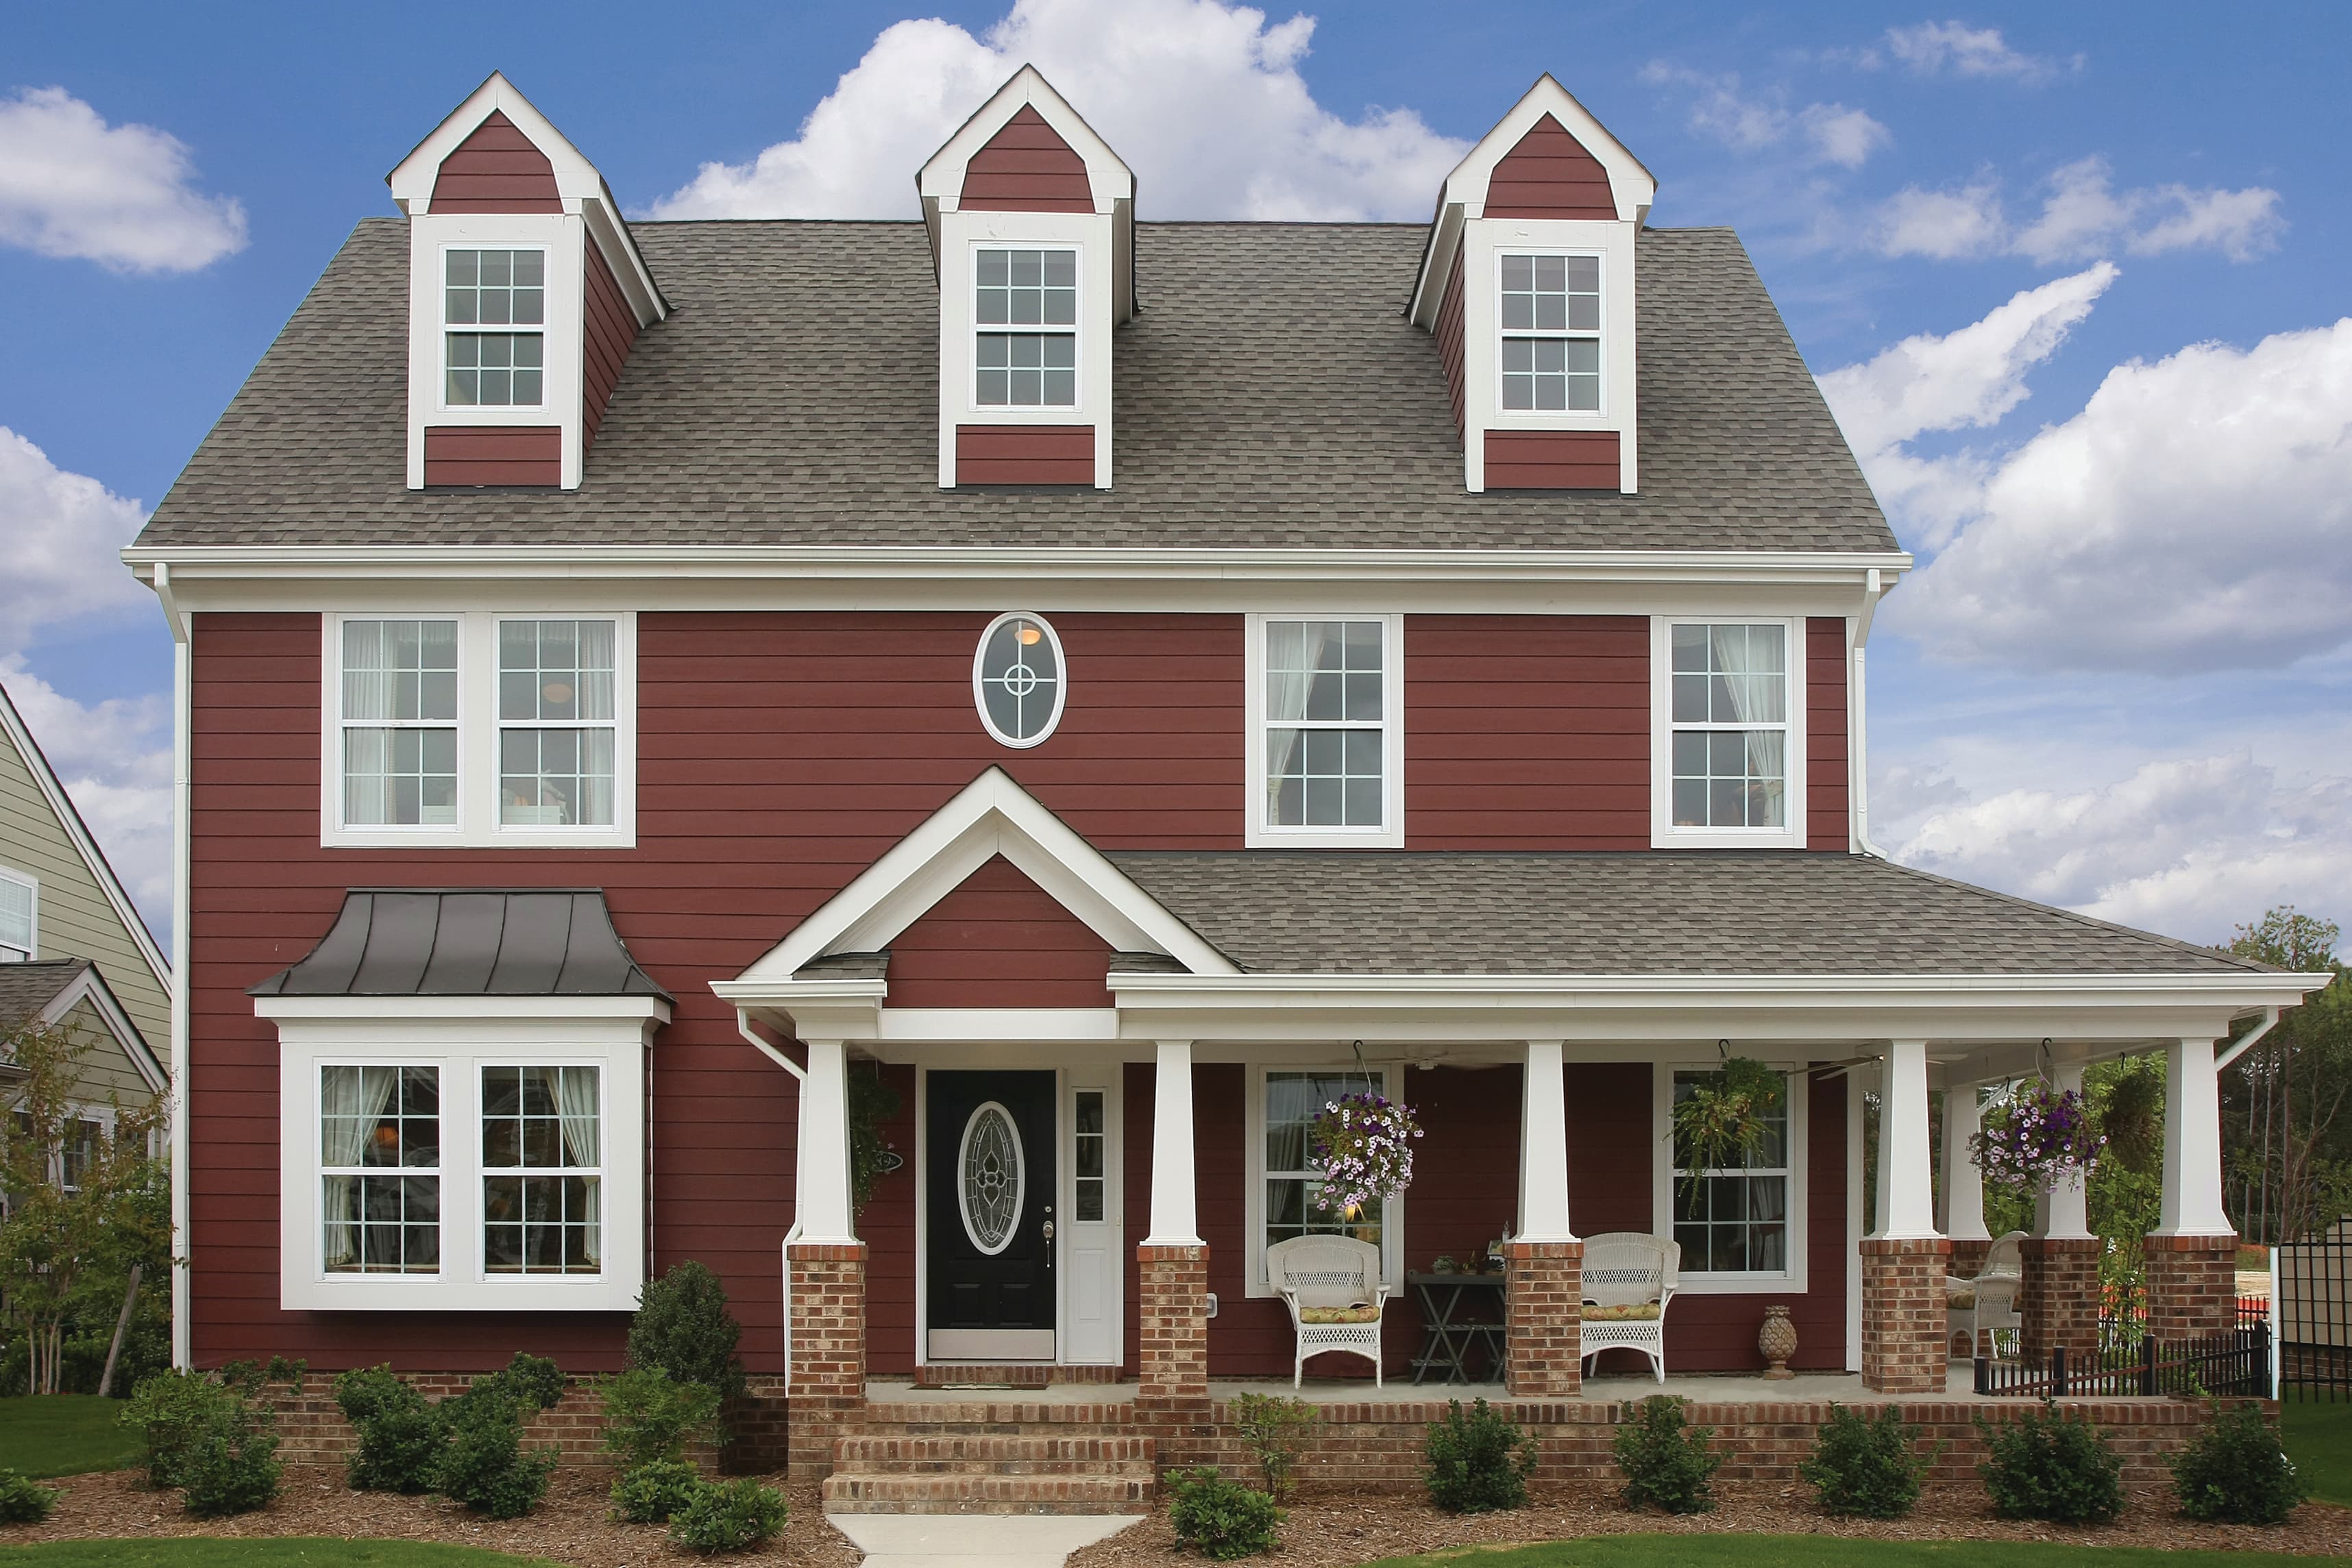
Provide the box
[927,1070,1057,1360]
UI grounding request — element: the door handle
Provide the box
[1042,1219,1055,1240]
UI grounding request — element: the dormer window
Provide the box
[1499,254,1600,413]
[975,246,1077,408]
[444,247,546,408]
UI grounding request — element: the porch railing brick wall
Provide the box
[1860,1236,1950,1393]
[1503,1239,1583,1397]
[1137,1243,1210,1404]
[2144,1233,2239,1341]
[787,1240,869,1480]
[2020,1236,2103,1363]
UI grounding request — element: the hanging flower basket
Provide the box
[1970,1079,2103,1190]
[1308,1092,1423,1215]
[1670,1056,1786,1177]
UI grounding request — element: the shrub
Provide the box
[485,1351,567,1414]
[628,1262,747,1402]
[121,1369,241,1490]
[598,1367,723,1471]
[670,1476,789,1554]
[1614,1395,1719,1515]
[179,1399,283,1518]
[1167,1467,1282,1560]
[613,1458,705,1525]
[1978,1402,2124,1524]
[1424,1399,1537,1514]
[2172,1400,2306,1525]
[435,1397,556,1519]
[332,1365,444,1494]
[1229,1393,1318,1500]
[0,1470,60,1524]
[1800,1404,1934,1519]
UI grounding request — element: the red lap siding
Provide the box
[1806,617,1850,850]
[422,426,561,487]
[959,106,1092,212]
[1484,114,1616,219]
[956,426,1094,486]
[429,110,561,214]
[581,238,638,456]
[1483,430,1620,490]
[1436,234,1467,441]
[883,856,1112,1008]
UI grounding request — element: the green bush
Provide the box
[1978,1402,2125,1524]
[1614,1395,1719,1515]
[1423,1398,1537,1514]
[120,1369,236,1489]
[598,1367,723,1471]
[332,1365,444,1493]
[1167,1467,1282,1560]
[1800,1404,1933,1519]
[1229,1392,1318,1500]
[178,1399,283,1518]
[670,1476,789,1553]
[485,1352,567,1414]
[0,1470,60,1524]
[2172,1400,2306,1524]
[612,1458,705,1525]
[434,1397,555,1519]
[628,1262,747,1403]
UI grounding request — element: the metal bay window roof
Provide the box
[249,889,669,999]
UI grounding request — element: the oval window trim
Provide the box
[956,1101,1026,1257]
[972,611,1067,749]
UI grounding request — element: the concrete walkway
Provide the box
[831,1513,1143,1568]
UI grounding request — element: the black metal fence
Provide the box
[2279,1227,2352,1401]
[1974,1310,2273,1399]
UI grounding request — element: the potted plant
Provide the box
[1308,1091,1423,1217]
[1970,1079,2103,1190]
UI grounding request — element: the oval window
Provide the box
[973,612,1065,748]
[957,1101,1025,1255]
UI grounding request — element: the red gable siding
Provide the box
[956,425,1094,485]
[421,426,560,487]
[1484,114,1617,220]
[581,238,638,456]
[429,110,561,214]
[1483,430,1620,490]
[883,855,1113,1009]
[1806,616,1850,850]
[1434,233,1467,441]
[960,106,1092,212]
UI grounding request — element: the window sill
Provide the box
[1647,828,1808,852]
[322,826,637,850]
[1245,827,1407,851]
[1671,1271,1806,1296]
[284,1273,634,1313]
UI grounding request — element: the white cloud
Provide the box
[1640,64,1890,169]
[0,426,151,654]
[650,0,1465,222]
[1799,104,1892,170]
[1870,177,2005,260]
[0,656,171,939]
[1874,21,2077,82]
[1869,158,2281,263]
[0,86,247,272]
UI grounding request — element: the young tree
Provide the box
[2222,907,2351,1244]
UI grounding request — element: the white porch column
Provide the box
[1875,1040,1939,1239]
[2033,1057,2094,1240]
[2157,1036,2232,1236]
[1517,1040,1576,1242]
[795,1038,857,1244]
[1940,1081,1991,1243]
[1145,1039,1201,1245]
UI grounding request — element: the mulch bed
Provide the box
[1070,1484,2352,1568]
[5,1465,863,1568]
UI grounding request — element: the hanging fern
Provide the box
[847,1066,901,1216]
[1670,1057,1786,1210]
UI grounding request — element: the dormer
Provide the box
[1408,77,1656,495]
[387,74,666,491]
[918,67,1135,491]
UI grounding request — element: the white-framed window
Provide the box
[322,612,637,848]
[1650,1061,1808,1293]
[972,612,1066,748]
[974,245,1078,408]
[1243,1064,1404,1296]
[1244,614,1404,848]
[0,868,34,961]
[1071,1087,1107,1223]
[1649,617,1806,849]
[480,1064,602,1275]
[1499,253,1602,414]
[8,1108,108,1195]
[321,1064,442,1275]
[443,247,546,409]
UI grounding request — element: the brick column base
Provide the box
[2144,1234,2239,1342]
[2020,1236,2103,1365]
[1948,1236,1994,1281]
[1138,1243,1209,1405]
[1861,1236,1952,1393]
[1504,1240,1584,1397]
[786,1240,866,1482]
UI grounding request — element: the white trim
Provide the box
[1244,613,1406,849]
[972,612,1068,749]
[406,212,582,489]
[936,212,1116,490]
[1844,1071,1863,1372]
[0,863,34,960]
[1243,1062,1406,1299]
[1061,1070,1123,1364]
[1651,1059,1809,1295]
[1649,615,1808,850]
[1144,1040,1199,1246]
[169,626,191,1367]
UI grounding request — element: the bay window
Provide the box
[1649,617,1806,848]
[1246,615,1404,848]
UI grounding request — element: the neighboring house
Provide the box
[122,67,2325,1467]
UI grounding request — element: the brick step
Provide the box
[836,1434,1156,1465]
[821,1467,1155,1515]
[858,1400,1142,1428]
[911,1364,1123,1388]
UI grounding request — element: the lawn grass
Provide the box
[0,1543,561,1568]
[0,1397,142,1479]
[1360,1540,2327,1568]
[2280,1397,2352,1508]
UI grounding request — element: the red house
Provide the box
[127,69,2318,1497]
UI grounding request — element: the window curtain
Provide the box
[1709,624,1787,808]
[556,1067,602,1266]
[1263,622,1335,812]
[320,1065,398,1268]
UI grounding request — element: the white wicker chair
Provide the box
[1948,1229,2026,1359]
[1578,1232,1680,1384]
[1267,1234,1388,1388]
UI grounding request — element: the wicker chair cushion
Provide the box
[1298,1304,1382,1324]
[1948,1285,1976,1308]
[1580,1302,1663,1322]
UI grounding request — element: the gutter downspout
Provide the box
[2214,1006,2282,1073]
[1850,567,1891,858]
[739,1012,807,1384]
[155,563,193,1370]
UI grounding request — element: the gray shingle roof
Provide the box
[136,219,1894,554]
[249,890,670,999]
[0,959,90,1028]
[1100,852,2268,977]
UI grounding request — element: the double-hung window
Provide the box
[444,248,545,408]
[341,620,460,828]
[481,1065,601,1275]
[975,247,1077,408]
[1659,1065,1803,1288]
[1247,615,1403,847]
[1499,254,1601,413]
[1650,617,1804,848]
[0,868,33,961]
[498,621,617,827]
[320,1064,441,1275]
[1246,1066,1403,1295]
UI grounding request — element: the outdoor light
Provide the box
[1018,625,1042,646]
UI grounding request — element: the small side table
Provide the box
[1408,1272,1508,1384]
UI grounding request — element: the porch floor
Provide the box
[868,1362,2001,1405]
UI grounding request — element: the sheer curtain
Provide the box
[557,1066,602,1267]
[320,1065,398,1269]
[1710,624,1787,824]
[1263,622,1335,820]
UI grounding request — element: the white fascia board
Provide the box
[1439,75,1657,224]
[39,965,169,1092]
[916,64,1136,212]
[1408,199,1466,328]
[254,994,671,1027]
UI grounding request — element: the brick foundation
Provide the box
[787,1240,868,1480]
[1861,1235,1952,1393]
[2144,1233,2239,1341]
[2020,1236,2103,1364]
[1503,1239,1584,1397]
[1136,1243,1209,1405]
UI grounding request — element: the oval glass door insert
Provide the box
[957,1101,1025,1256]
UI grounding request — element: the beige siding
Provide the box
[54,998,161,1105]
[0,719,170,1057]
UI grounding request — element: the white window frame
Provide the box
[968,241,1082,414]
[439,243,550,414]
[0,866,35,961]
[321,611,637,849]
[317,1063,443,1276]
[1648,615,1807,850]
[1244,613,1406,849]
[1495,251,1604,418]
[1243,1063,1406,1299]
[477,1059,607,1280]
[262,994,661,1312]
[972,611,1068,750]
[1650,1059,1809,1295]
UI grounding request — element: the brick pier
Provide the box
[1861,1235,1952,1393]
[2020,1236,2104,1364]
[1503,1238,1584,1397]
[786,1239,868,1480]
[2144,1232,2240,1341]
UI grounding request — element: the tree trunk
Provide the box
[97,1262,142,1399]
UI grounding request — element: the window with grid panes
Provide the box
[320,1065,441,1274]
[975,248,1077,407]
[1073,1090,1106,1222]
[1262,620,1388,831]
[341,620,459,827]
[497,620,617,826]
[1668,623,1789,829]
[1670,1069,1790,1273]
[445,249,545,406]
[481,1065,601,1275]
[1499,254,1601,412]
[1261,1070,1383,1274]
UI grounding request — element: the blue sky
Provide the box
[2,1,2347,948]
